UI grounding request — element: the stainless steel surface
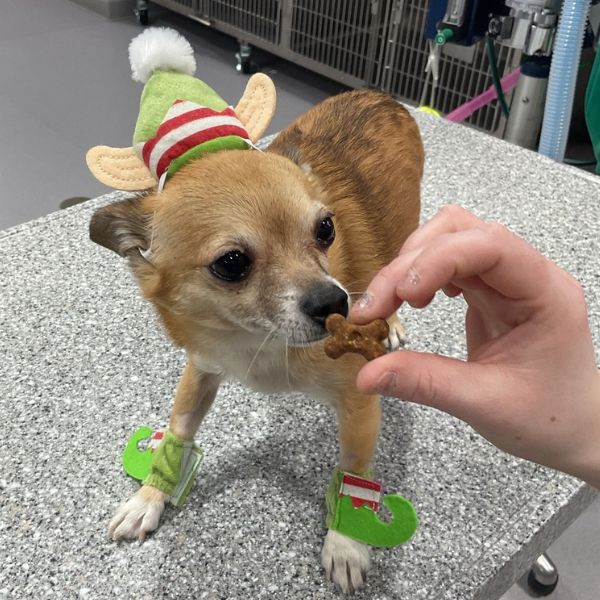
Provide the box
[492,3,557,56]
[526,20,555,55]
[525,9,556,55]
[531,553,559,587]
[504,69,548,148]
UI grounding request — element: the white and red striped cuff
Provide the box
[135,100,250,180]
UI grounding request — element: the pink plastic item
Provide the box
[445,67,521,123]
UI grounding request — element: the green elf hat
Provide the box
[130,28,249,185]
[86,28,276,191]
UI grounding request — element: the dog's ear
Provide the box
[90,196,163,297]
[90,197,151,258]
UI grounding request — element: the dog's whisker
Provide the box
[245,328,277,380]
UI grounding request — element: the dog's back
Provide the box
[268,90,424,294]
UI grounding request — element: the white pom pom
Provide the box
[128,27,196,84]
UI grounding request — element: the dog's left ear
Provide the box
[90,197,151,259]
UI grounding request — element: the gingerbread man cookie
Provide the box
[324,314,389,361]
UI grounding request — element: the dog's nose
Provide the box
[300,283,349,327]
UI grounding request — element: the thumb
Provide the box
[356,350,486,422]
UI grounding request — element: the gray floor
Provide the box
[503,499,600,600]
[0,0,343,231]
[1,0,598,598]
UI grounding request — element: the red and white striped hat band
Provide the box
[134,100,250,180]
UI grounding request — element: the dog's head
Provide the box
[90,150,349,353]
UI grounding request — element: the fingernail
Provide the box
[355,292,373,311]
[406,267,420,286]
[376,371,396,393]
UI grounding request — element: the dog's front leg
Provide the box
[109,360,220,541]
[322,384,381,594]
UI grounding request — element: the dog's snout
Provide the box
[300,283,349,327]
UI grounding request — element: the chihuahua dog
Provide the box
[91,89,423,593]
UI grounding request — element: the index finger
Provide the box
[400,205,484,256]
[351,223,551,323]
[350,206,485,324]
[349,248,420,323]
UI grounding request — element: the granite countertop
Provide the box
[1,112,598,600]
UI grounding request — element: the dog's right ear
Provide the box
[90,197,163,297]
[90,197,152,259]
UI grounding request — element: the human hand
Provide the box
[351,205,600,486]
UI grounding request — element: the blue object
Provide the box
[538,0,592,162]
[425,0,448,40]
[425,0,506,46]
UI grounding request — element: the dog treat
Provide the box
[324,314,389,360]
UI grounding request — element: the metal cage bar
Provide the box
[288,0,376,83]
[150,0,513,133]
[375,0,516,133]
[154,0,197,15]
[202,0,281,43]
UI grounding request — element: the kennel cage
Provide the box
[144,0,517,133]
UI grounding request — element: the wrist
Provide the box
[565,370,600,489]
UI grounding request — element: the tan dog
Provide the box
[91,88,423,593]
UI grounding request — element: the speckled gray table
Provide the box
[1,112,598,600]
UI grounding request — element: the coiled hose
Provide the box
[538,0,592,162]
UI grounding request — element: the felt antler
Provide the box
[86,146,156,192]
[86,73,276,191]
[234,73,276,142]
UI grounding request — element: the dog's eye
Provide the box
[210,250,251,282]
[316,216,335,248]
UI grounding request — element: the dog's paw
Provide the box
[384,314,406,352]
[108,485,167,541]
[322,529,370,594]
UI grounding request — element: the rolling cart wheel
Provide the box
[239,56,252,74]
[527,569,558,596]
[137,8,149,25]
[527,553,558,596]
[235,42,255,74]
